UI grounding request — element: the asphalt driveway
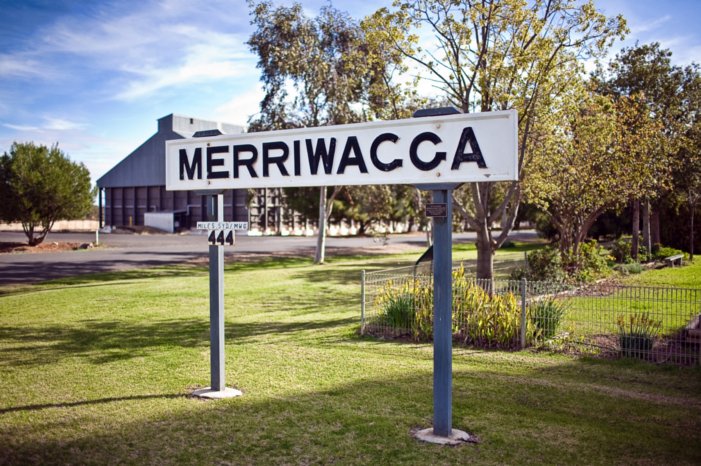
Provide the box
[0,230,536,285]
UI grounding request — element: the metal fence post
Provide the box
[520,278,527,349]
[361,270,366,335]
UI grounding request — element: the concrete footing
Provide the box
[191,387,243,399]
[413,428,476,446]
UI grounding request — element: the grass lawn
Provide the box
[1,252,700,465]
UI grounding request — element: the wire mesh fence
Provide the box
[361,266,701,366]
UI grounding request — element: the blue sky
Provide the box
[1,0,700,183]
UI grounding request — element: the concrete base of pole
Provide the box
[413,428,476,446]
[191,387,243,399]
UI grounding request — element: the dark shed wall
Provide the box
[97,129,182,189]
[104,187,248,228]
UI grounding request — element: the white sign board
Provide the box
[166,110,517,191]
[196,222,249,231]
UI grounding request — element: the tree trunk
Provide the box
[690,200,695,261]
[631,199,640,261]
[314,187,327,264]
[651,207,661,246]
[642,199,651,260]
[475,225,494,280]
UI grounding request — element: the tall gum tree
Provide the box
[248,1,415,263]
[364,0,626,278]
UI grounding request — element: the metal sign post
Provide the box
[431,187,453,437]
[209,193,225,392]
[191,194,245,399]
[413,108,474,445]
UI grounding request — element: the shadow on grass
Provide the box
[0,311,358,367]
[0,266,207,297]
[2,356,699,465]
[0,393,186,414]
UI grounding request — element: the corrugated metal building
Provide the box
[96,114,252,230]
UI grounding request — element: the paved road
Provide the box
[0,230,537,285]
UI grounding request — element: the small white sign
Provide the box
[166,110,518,191]
[196,222,249,231]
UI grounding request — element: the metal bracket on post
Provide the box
[192,193,242,399]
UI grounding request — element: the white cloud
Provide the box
[115,30,256,101]
[3,123,41,132]
[630,15,672,35]
[2,117,85,133]
[43,117,85,131]
[0,54,46,78]
[212,85,265,128]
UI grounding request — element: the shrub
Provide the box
[452,267,536,348]
[375,281,415,331]
[412,279,434,340]
[613,262,643,275]
[652,246,685,261]
[616,313,661,359]
[608,237,632,263]
[525,247,564,282]
[529,299,567,340]
[565,241,610,283]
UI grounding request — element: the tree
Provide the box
[0,142,94,246]
[247,1,413,263]
[364,0,626,278]
[672,66,701,260]
[594,43,686,258]
[525,86,666,267]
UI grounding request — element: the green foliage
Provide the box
[529,299,567,340]
[375,267,536,348]
[613,262,643,275]
[0,142,94,245]
[375,281,414,330]
[565,241,611,283]
[365,0,626,279]
[525,247,565,282]
[616,313,662,359]
[652,246,685,261]
[452,268,533,348]
[609,237,633,263]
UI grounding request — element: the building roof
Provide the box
[97,114,243,188]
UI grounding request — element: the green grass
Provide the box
[1,254,700,465]
[622,257,701,288]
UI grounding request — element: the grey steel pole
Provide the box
[432,188,453,437]
[209,194,225,391]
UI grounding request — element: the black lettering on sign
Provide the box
[370,133,402,172]
[262,141,290,177]
[337,136,368,174]
[207,145,229,179]
[293,140,301,176]
[208,230,216,244]
[410,132,445,171]
[452,127,487,169]
[306,138,336,175]
[233,144,258,178]
[217,230,224,245]
[179,148,202,180]
[225,230,234,245]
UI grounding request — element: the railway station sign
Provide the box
[166,110,518,191]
